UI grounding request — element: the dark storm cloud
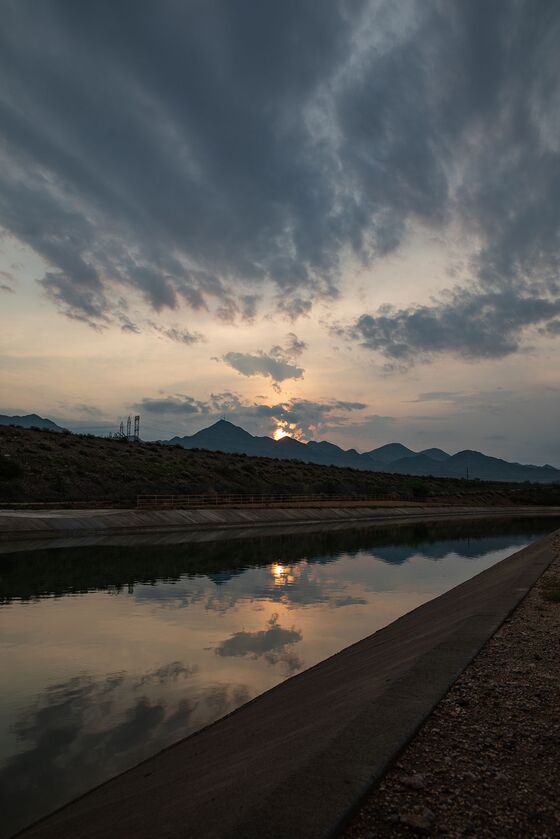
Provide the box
[2,0,559,358]
[342,0,560,363]
[0,0,362,326]
[351,287,560,367]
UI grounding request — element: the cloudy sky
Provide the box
[1,0,559,463]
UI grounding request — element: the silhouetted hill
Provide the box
[168,420,380,470]
[2,415,558,488]
[364,443,416,463]
[419,448,450,462]
[0,413,67,433]
[167,419,268,456]
[5,423,560,506]
[166,421,559,483]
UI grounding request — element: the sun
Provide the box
[273,427,290,441]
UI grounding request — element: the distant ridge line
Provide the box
[1,413,558,483]
[163,419,560,484]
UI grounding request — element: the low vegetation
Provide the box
[0,424,558,506]
[542,577,560,604]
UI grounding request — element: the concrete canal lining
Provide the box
[1,503,560,541]
[18,526,560,839]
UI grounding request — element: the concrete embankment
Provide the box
[343,531,560,837]
[1,504,560,541]
[20,527,560,839]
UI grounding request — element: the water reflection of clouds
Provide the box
[214,613,304,675]
[132,561,337,613]
[130,535,533,618]
[0,662,250,839]
[1,525,550,838]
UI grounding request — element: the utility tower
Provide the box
[111,415,140,441]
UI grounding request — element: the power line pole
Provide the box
[134,415,140,442]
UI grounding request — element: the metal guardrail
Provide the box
[136,493,390,509]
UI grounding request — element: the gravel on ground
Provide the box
[342,533,560,839]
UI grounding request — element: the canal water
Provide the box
[1,516,558,837]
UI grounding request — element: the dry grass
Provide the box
[0,424,548,506]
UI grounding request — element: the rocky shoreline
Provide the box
[343,533,560,838]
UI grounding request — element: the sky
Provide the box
[1,0,559,465]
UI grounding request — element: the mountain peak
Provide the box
[208,418,239,430]
[0,413,68,433]
[365,442,417,463]
[160,420,559,482]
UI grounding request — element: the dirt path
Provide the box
[343,534,560,839]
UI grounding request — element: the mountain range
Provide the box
[2,413,558,483]
[0,413,68,433]
[166,419,560,484]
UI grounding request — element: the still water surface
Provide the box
[1,517,558,836]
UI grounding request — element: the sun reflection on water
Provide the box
[271,561,299,585]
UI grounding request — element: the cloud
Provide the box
[221,333,307,383]
[248,396,368,438]
[337,1,560,365]
[0,283,14,293]
[544,319,560,336]
[284,332,307,358]
[149,323,205,346]
[411,391,469,403]
[119,314,141,334]
[137,395,210,415]
[2,0,558,350]
[350,286,560,368]
[135,390,367,440]
[0,2,359,327]
[222,353,303,383]
[410,388,518,416]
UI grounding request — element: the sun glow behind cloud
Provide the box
[273,427,290,441]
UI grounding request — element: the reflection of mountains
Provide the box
[1,517,557,604]
[0,663,251,839]
[370,532,534,565]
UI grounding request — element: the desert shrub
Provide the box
[0,456,23,480]
[406,479,429,500]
